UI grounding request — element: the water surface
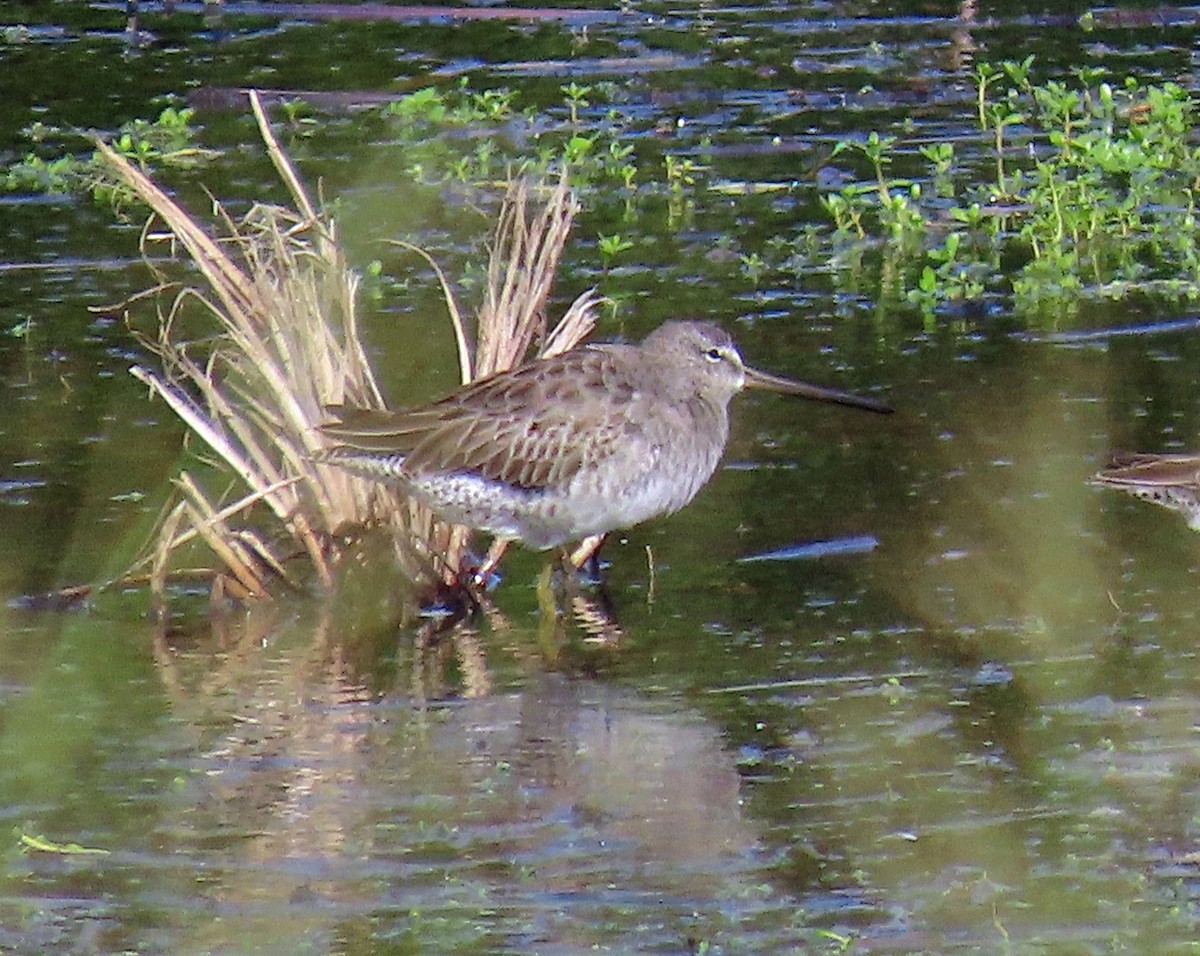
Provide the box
[3,1,1200,952]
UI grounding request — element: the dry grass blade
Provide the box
[176,474,273,600]
[99,124,414,594]
[135,472,305,570]
[130,364,279,515]
[150,502,187,602]
[543,287,602,358]
[249,89,317,223]
[97,143,260,328]
[475,169,584,376]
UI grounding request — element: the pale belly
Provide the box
[406,435,725,548]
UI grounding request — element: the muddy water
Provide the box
[3,1,1200,952]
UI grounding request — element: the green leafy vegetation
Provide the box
[3,106,211,205]
[365,63,1200,322]
[0,80,681,217]
[800,57,1200,320]
[10,61,1200,325]
[378,80,641,193]
[597,232,634,267]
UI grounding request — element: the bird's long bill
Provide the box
[744,365,893,414]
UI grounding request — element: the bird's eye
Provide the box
[704,348,723,362]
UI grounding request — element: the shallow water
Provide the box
[5,1,1200,953]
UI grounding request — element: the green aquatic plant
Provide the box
[919,141,956,198]
[378,81,637,193]
[3,105,211,205]
[597,233,634,267]
[561,81,591,126]
[602,136,638,190]
[0,82,594,208]
[803,58,1200,322]
[739,251,766,287]
[278,97,319,136]
[664,153,700,194]
[15,61,1197,329]
[828,133,925,250]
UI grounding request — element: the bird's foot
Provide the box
[417,577,484,626]
[463,538,510,591]
[567,533,608,584]
[440,537,510,594]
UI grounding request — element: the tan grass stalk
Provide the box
[176,479,272,600]
[476,170,586,377]
[149,501,187,601]
[543,287,601,358]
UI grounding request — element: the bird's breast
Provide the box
[568,394,730,523]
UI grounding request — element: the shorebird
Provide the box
[320,320,892,581]
[1092,451,1200,529]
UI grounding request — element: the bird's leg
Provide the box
[568,533,608,579]
[470,537,511,589]
[441,525,473,586]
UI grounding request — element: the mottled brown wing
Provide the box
[322,346,640,490]
[1094,451,1200,487]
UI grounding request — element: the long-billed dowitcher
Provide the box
[320,320,892,578]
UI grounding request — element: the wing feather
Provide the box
[1095,452,1200,487]
[321,345,644,490]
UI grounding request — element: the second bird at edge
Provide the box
[319,320,893,575]
[1092,451,1200,529]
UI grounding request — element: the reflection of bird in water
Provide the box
[1092,452,1200,529]
[320,320,891,582]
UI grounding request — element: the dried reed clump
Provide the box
[102,90,598,603]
